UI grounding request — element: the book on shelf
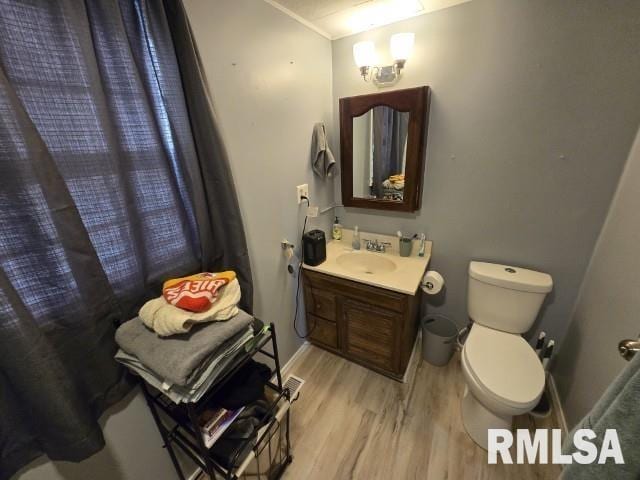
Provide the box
[199,406,244,448]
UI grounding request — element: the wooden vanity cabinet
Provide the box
[303,270,420,380]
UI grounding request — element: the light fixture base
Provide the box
[359,65,370,81]
[371,63,404,87]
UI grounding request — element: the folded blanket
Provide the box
[140,278,241,336]
[119,324,269,404]
[163,271,236,313]
[115,309,253,386]
[116,327,256,403]
[383,176,405,190]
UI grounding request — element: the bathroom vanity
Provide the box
[302,231,431,380]
[308,86,432,379]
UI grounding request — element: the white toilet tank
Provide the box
[468,261,553,334]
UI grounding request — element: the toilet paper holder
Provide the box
[421,270,444,295]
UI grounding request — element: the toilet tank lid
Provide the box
[469,261,553,293]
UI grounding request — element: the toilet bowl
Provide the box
[461,261,552,450]
[460,324,545,449]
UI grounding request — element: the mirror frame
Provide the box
[339,86,430,212]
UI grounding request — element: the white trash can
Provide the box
[421,314,458,366]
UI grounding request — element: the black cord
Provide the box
[293,214,309,338]
[293,195,315,339]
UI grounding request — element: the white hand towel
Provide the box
[139,279,241,336]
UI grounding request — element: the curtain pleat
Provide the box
[162,0,254,314]
[0,1,252,477]
[371,106,409,198]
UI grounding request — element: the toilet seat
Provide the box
[463,324,545,409]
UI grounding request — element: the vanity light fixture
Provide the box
[353,33,414,87]
[353,41,376,80]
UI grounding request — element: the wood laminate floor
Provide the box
[281,344,562,480]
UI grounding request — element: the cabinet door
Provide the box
[307,314,339,350]
[304,287,337,322]
[342,299,400,372]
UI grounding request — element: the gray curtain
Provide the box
[371,106,409,198]
[0,1,251,478]
[162,0,253,312]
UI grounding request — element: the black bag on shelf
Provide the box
[210,359,271,410]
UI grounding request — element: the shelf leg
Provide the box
[140,382,186,480]
[285,408,292,463]
[270,323,284,391]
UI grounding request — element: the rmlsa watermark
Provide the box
[488,429,624,465]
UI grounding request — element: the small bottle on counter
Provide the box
[352,226,360,250]
[418,233,426,257]
[332,216,342,240]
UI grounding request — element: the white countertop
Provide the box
[303,230,432,296]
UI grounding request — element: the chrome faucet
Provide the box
[363,239,392,253]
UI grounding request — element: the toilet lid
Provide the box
[464,324,545,407]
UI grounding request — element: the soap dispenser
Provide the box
[332,216,342,240]
[352,226,360,250]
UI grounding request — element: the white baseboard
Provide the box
[547,373,568,434]
[280,341,310,376]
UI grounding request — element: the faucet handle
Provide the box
[376,241,391,252]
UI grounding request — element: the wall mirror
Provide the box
[340,86,430,212]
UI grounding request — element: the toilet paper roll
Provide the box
[421,270,444,295]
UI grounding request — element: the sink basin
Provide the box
[336,252,397,275]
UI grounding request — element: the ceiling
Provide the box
[264,0,471,40]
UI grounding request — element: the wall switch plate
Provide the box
[296,184,308,204]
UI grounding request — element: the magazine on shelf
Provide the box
[199,406,244,448]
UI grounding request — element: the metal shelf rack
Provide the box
[139,322,293,480]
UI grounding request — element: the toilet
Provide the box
[461,261,553,450]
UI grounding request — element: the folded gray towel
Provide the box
[115,310,253,386]
[562,351,640,478]
[115,326,255,403]
[311,122,335,178]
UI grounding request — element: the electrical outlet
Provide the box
[296,184,308,204]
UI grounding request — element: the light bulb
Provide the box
[353,41,376,68]
[390,33,414,61]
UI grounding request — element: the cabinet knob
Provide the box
[315,304,321,310]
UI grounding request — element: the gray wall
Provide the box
[331,0,640,348]
[14,1,640,478]
[15,389,180,480]
[554,126,640,428]
[15,1,333,478]
[183,0,334,364]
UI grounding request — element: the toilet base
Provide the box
[461,386,512,450]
